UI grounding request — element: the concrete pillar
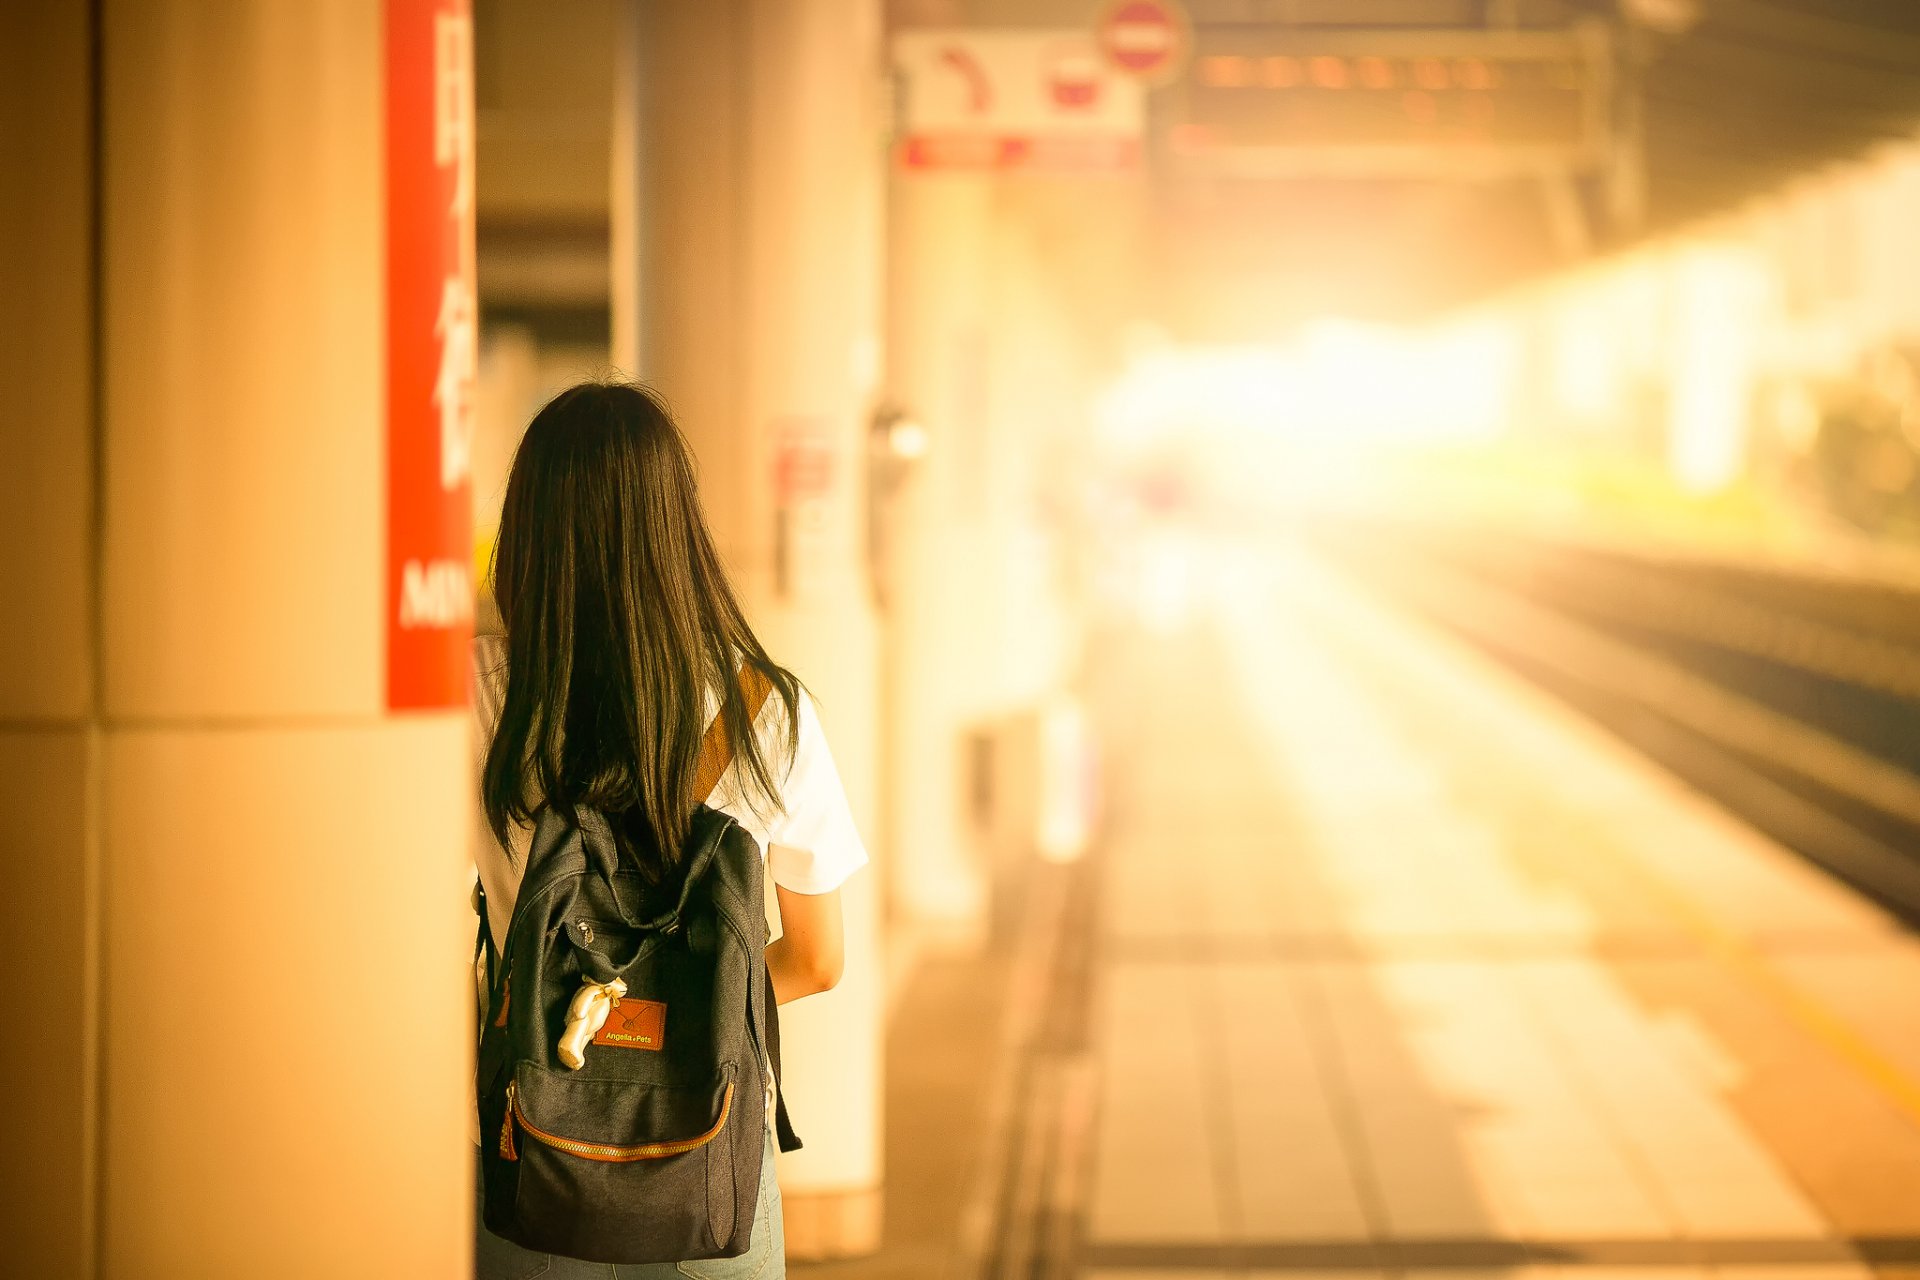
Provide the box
[887,167,1142,907]
[979,189,1095,711]
[0,4,101,1273]
[886,176,1112,916]
[0,2,476,1274]
[884,174,998,937]
[631,0,886,1258]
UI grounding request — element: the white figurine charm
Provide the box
[557,977,628,1070]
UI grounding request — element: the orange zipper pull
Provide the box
[499,1080,519,1161]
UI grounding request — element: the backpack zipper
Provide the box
[501,1079,734,1163]
[499,1080,519,1161]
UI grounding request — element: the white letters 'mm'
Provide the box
[400,558,475,629]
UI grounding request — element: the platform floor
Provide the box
[1079,538,1920,1280]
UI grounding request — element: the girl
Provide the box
[471,381,867,1279]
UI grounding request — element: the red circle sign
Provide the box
[1098,0,1189,82]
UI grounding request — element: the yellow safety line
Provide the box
[1616,851,1920,1129]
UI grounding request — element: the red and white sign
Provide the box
[893,31,1144,171]
[770,418,837,600]
[385,0,476,709]
[1097,0,1190,84]
[774,426,836,506]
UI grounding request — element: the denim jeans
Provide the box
[474,1128,785,1279]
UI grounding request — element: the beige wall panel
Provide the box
[102,717,470,1278]
[884,175,996,931]
[102,1,385,719]
[635,3,753,561]
[0,729,92,1276]
[474,0,614,225]
[474,123,613,226]
[0,3,93,721]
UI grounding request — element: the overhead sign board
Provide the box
[892,30,1145,171]
[1165,27,1610,178]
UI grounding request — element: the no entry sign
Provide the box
[1097,0,1190,83]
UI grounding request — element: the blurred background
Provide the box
[5,0,1920,1276]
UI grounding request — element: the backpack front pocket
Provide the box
[497,1065,746,1264]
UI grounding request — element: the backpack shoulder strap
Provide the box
[691,663,776,804]
[697,665,801,1151]
[614,667,779,924]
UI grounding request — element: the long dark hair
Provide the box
[481,381,800,873]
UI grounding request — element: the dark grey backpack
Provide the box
[474,673,799,1264]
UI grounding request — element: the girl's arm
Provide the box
[765,870,845,1004]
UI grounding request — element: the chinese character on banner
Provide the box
[386,0,476,709]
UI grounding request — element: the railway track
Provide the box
[1305,518,1920,925]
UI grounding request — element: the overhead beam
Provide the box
[1706,0,1920,70]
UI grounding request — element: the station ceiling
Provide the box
[891,0,1920,333]
[1636,0,1920,228]
[904,0,1920,223]
[1167,0,1920,332]
[474,2,1920,341]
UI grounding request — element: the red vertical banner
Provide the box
[386,0,476,709]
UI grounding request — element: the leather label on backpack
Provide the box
[592,998,667,1052]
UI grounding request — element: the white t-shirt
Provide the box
[469,633,869,954]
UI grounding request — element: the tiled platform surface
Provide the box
[1081,538,1920,1280]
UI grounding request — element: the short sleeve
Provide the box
[711,687,869,895]
[469,632,524,953]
